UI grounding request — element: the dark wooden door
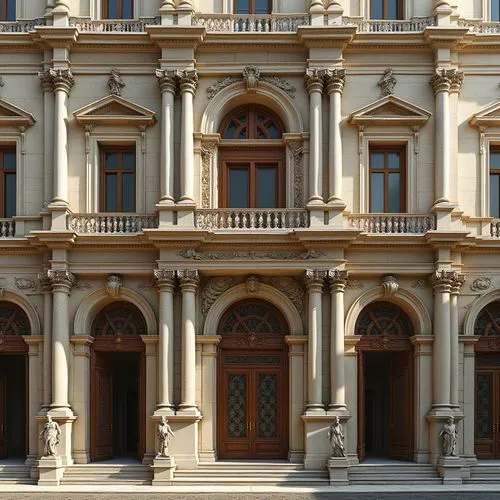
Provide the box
[389,351,413,460]
[357,351,366,462]
[0,374,6,459]
[91,352,113,461]
[475,367,500,459]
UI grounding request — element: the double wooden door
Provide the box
[0,374,6,458]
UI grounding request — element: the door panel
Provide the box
[357,351,366,462]
[0,374,6,458]
[475,368,500,459]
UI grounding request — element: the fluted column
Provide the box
[178,270,199,415]
[48,270,75,414]
[154,269,176,413]
[178,70,198,205]
[431,270,455,409]
[325,69,346,204]
[305,269,326,414]
[450,273,465,408]
[156,70,177,204]
[305,69,325,205]
[49,69,74,207]
[39,271,53,410]
[327,269,348,411]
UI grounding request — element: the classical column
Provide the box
[178,270,199,415]
[39,271,53,410]
[450,273,465,408]
[325,69,346,204]
[178,70,198,205]
[48,270,75,413]
[305,269,326,413]
[49,69,74,206]
[449,72,464,205]
[327,269,348,412]
[431,270,455,409]
[156,70,177,204]
[305,69,325,205]
[154,269,176,413]
[430,69,462,206]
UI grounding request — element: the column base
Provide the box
[437,456,463,484]
[151,456,176,485]
[37,456,64,486]
[154,406,176,417]
[304,404,326,416]
[176,405,200,417]
[327,456,349,486]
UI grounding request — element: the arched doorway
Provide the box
[90,301,146,462]
[356,301,414,462]
[0,301,29,459]
[474,300,500,459]
[217,299,289,459]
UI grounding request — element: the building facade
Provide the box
[0,0,500,486]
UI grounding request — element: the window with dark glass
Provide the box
[490,147,500,218]
[235,0,271,14]
[371,0,403,19]
[0,0,15,21]
[219,105,285,209]
[369,145,406,213]
[100,146,136,212]
[492,0,500,21]
[0,148,15,218]
[102,0,133,19]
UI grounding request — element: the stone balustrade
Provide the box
[68,214,158,234]
[195,209,309,230]
[69,17,159,32]
[491,220,500,237]
[347,214,435,234]
[0,19,45,32]
[458,19,500,34]
[192,14,310,32]
[0,219,15,237]
[343,16,435,32]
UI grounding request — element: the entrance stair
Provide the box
[0,463,33,484]
[348,461,441,485]
[61,461,152,485]
[467,462,500,483]
[174,461,329,486]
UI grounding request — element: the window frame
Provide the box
[0,0,15,21]
[234,0,271,15]
[0,146,15,218]
[490,145,500,219]
[370,0,404,19]
[102,0,133,19]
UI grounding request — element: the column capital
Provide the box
[305,269,327,291]
[177,269,199,289]
[327,269,348,292]
[156,69,178,94]
[38,270,53,292]
[430,69,462,95]
[324,68,346,95]
[430,269,457,293]
[305,68,326,95]
[178,69,198,95]
[154,268,176,290]
[49,68,75,94]
[450,273,466,295]
[449,70,464,95]
[47,270,76,292]
[38,70,54,93]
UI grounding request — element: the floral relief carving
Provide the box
[14,277,38,292]
[201,277,234,316]
[345,279,364,290]
[268,277,305,313]
[470,277,492,292]
[207,77,240,99]
[179,249,324,260]
[260,76,296,98]
[289,141,304,208]
[201,143,216,209]
[411,279,428,289]
[73,280,93,291]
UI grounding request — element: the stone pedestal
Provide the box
[437,456,462,484]
[37,456,64,486]
[151,456,176,485]
[327,456,349,485]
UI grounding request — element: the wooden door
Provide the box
[0,374,6,459]
[357,351,366,462]
[389,351,412,460]
[475,367,500,459]
[91,352,113,461]
[137,352,146,461]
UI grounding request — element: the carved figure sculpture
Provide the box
[108,68,125,96]
[328,415,346,457]
[39,415,61,457]
[378,68,397,97]
[156,416,174,458]
[439,416,457,457]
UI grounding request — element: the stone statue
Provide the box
[39,415,61,457]
[156,416,174,458]
[440,416,457,457]
[328,416,346,458]
[378,68,397,97]
[108,68,125,96]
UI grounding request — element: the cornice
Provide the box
[297,25,357,48]
[146,25,205,48]
[32,26,79,49]
[423,26,469,46]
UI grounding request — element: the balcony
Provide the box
[458,19,500,34]
[192,14,310,32]
[347,214,435,234]
[0,218,15,237]
[68,213,158,234]
[69,17,160,33]
[0,19,45,32]
[342,16,435,32]
[195,209,309,230]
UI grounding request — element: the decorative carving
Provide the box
[261,76,296,98]
[202,277,234,316]
[411,279,428,289]
[156,416,174,459]
[155,69,178,94]
[137,280,157,291]
[207,76,240,99]
[381,275,398,298]
[48,68,75,94]
[269,277,305,313]
[304,269,327,289]
[471,277,492,292]
[38,70,54,93]
[243,65,260,92]
[378,68,397,97]
[346,279,364,290]
[246,275,260,294]
[440,416,457,457]
[324,68,346,95]
[430,270,458,292]
[178,69,198,95]
[288,141,304,208]
[14,277,37,292]
[47,270,76,290]
[430,68,464,95]
[304,68,325,94]
[177,270,200,287]
[105,275,122,298]
[451,273,466,295]
[154,269,176,288]
[328,416,346,458]
[179,249,324,260]
[39,416,61,457]
[73,280,93,291]
[107,68,125,96]
[201,143,216,209]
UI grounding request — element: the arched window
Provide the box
[0,302,30,336]
[219,105,286,209]
[355,301,413,337]
[474,301,500,336]
[92,301,146,337]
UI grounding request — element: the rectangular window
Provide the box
[235,0,271,14]
[0,148,15,218]
[102,0,133,19]
[369,145,406,213]
[371,0,403,20]
[490,148,500,218]
[100,146,136,212]
[493,0,500,22]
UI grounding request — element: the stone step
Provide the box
[61,465,152,485]
[349,464,441,485]
[0,465,33,484]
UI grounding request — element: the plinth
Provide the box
[437,455,462,484]
[151,455,176,485]
[37,456,64,486]
[327,456,349,485]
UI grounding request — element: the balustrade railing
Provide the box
[0,218,15,237]
[192,14,310,32]
[491,220,500,237]
[68,214,158,234]
[343,16,435,32]
[195,209,308,230]
[458,19,500,34]
[0,18,45,32]
[69,17,159,32]
[347,214,435,234]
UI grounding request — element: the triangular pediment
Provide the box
[470,101,500,128]
[0,98,35,128]
[349,95,431,127]
[73,95,156,128]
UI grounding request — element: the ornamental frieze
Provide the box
[178,249,324,260]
